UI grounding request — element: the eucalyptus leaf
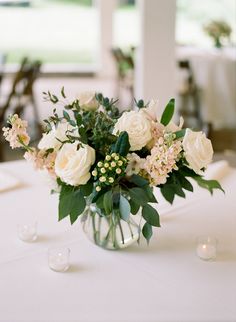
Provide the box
[119,196,131,222]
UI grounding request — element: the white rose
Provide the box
[38,123,74,151]
[113,110,152,151]
[55,142,95,186]
[78,91,99,111]
[183,129,213,174]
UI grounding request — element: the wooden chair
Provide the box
[0,57,42,161]
[177,60,203,130]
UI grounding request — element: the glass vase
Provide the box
[81,205,140,250]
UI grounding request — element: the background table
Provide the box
[177,46,236,129]
[0,160,236,322]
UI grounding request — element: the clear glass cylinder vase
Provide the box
[81,205,140,250]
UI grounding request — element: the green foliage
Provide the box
[142,222,153,244]
[111,131,130,157]
[129,174,149,187]
[142,204,160,227]
[59,185,86,224]
[103,190,113,215]
[160,98,175,126]
[193,177,224,194]
[174,129,186,139]
[129,187,149,206]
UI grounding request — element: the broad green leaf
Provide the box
[119,196,131,222]
[178,175,193,192]
[129,187,149,206]
[160,98,175,126]
[193,177,224,195]
[112,131,130,156]
[129,199,140,215]
[58,185,73,220]
[80,182,93,196]
[142,204,160,227]
[58,186,86,224]
[143,185,158,203]
[130,174,149,187]
[103,190,113,215]
[69,190,86,224]
[142,222,153,244]
[96,194,105,209]
[160,186,175,204]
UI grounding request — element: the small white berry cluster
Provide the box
[92,153,127,191]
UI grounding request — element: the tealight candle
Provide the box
[48,247,70,272]
[18,222,38,242]
[196,236,217,260]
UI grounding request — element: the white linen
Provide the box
[0,160,236,322]
[177,47,236,129]
[0,170,21,192]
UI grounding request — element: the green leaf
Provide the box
[178,175,193,192]
[69,190,86,224]
[129,199,140,215]
[193,177,224,195]
[129,187,149,206]
[63,110,70,121]
[103,190,113,215]
[142,204,160,227]
[143,185,158,203]
[61,86,66,98]
[80,182,93,196]
[142,222,153,244]
[96,194,105,210]
[160,186,175,204]
[112,131,130,156]
[59,185,73,220]
[119,196,131,222]
[58,186,86,224]
[129,174,149,187]
[174,129,186,139]
[160,98,175,126]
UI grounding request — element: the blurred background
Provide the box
[0,0,235,163]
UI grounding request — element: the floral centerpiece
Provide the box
[2,89,223,250]
[203,20,232,48]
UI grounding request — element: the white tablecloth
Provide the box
[177,47,236,129]
[0,160,236,322]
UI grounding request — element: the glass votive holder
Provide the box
[196,236,218,261]
[48,247,70,272]
[17,222,38,242]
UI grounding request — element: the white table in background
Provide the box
[0,160,236,322]
[177,46,236,129]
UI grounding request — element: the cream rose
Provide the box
[113,110,152,151]
[78,91,99,111]
[183,129,213,174]
[38,122,75,151]
[55,142,95,186]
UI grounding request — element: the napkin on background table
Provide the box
[205,160,231,181]
[0,171,22,192]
